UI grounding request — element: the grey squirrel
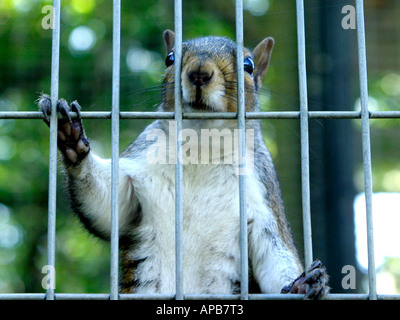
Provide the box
[38,30,329,299]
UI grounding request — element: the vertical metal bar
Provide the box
[174,0,184,301]
[46,0,61,301]
[110,0,121,301]
[296,0,313,270]
[355,0,377,301]
[235,0,249,301]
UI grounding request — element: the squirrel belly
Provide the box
[38,30,329,298]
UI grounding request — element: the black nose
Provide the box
[187,70,213,87]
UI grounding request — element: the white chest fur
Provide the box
[121,152,272,294]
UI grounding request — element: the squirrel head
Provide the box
[161,29,274,113]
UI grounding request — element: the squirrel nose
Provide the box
[187,70,213,87]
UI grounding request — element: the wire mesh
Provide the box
[0,0,399,301]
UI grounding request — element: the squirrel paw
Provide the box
[38,94,90,165]
[281,259,330,300]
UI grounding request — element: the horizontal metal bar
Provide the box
[368,111,400,118]
[0,293,399,300]
[119,294,175,300]
[185,294,240,300]
[248,111,361,119]
[0,111,171,119]
[0,294,46,300]
[3,110,400,120]
[0,111,45,119]
[56,294,110,300]
[250,294,303,300]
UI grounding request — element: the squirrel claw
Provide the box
[57,99,72,124]
[38,93,52,126]
[70,100,82,119]
[281,259,330,300]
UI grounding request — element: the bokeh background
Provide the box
[0,0,399,295]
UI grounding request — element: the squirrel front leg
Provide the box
[38,94,139,240]
[249,216,329,299]
[249,219,303,294]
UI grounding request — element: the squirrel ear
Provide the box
[252,37,274,88]
[163,30,175,54]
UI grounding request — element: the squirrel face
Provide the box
[161,30,274,113]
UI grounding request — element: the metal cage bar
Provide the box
[355,0,377,301]
[110,0,121,301]
[235,0,249,301]
[45,0,61,301]
[296,0,313,272]
[1,0,400,302]
[174,0,184,301]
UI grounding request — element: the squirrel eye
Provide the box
[244,56,254,75]
[165,51,175,67]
